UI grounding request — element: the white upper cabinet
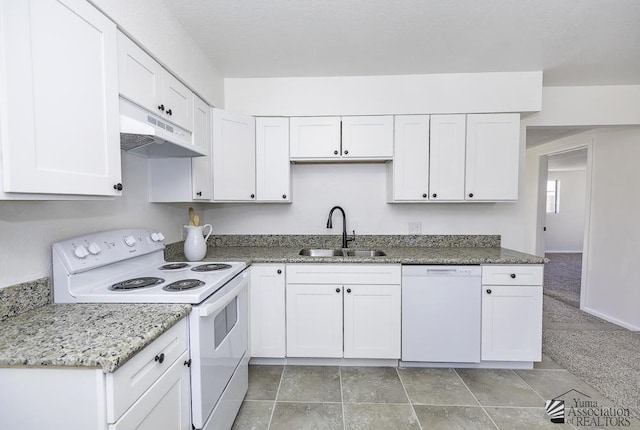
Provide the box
[256,117,291,202]
[117,31,162,114]
[212,108,256,201]
[290,117,341,160]
[389,113,520,203]
[429,114,466,201]
[341,116,394,159]
[0,0,121,197]
[192,96,212,200]
[117,31,193,131]
[388,115,430,201]
[465,113,520,201]
[290,116,393,161]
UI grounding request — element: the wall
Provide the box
[583,127,640,329]
[0,153,195,289]
[0,0,222,289]
[213,72,542,251]
[89,0,225,107]
[545,169,586,252]
[224,72,542,116]
[205,163,526,246]
[523,127,640,329]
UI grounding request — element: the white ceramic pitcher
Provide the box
[183,224,212,261]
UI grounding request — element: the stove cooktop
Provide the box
[69,261,247,304]
[51,229,247,304]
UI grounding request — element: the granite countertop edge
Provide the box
[0,303,192,373]
[182,246,548,265]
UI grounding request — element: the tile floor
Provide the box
[232,356,640,430]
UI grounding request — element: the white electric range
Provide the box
[52,228,248,430]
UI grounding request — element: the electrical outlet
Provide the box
[182,225,187,240]
[408,221,422,234]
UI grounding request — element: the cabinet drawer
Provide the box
[109,350,190,430]
[106,318,188,423]
[286,264,401,285]
[482,265,543,286]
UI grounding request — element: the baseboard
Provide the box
[581,305,640,331]
[249,357,400,367]
[399,361,534,369]
[545,250,583,254]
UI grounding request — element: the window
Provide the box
[546,180,559,213]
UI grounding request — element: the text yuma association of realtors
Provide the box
[566,399,633,427]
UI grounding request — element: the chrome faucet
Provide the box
[326,206,355,248]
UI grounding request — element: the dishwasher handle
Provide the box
[403,265,481,277]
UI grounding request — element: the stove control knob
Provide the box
[151,232,160,242]
[124,235,137,247]
[88,242,101,255]
[74,245,89,259]
[157,232,165,241]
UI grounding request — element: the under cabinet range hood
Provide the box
[119,98,206,158]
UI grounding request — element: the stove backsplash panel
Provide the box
[0,278,50,321]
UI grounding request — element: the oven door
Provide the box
[189,271,248,429]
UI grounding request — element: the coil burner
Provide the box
[158,263,190,271]
[163,279,206,291]
[191,263,233,272]
[109,277,165,291]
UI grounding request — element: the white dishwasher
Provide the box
[402,266,482,363]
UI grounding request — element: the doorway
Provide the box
[542,148,588,308]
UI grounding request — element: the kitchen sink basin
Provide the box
[299,248,344,257]
[344,250,387,257]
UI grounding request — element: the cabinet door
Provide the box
[344,285,401,359]
[289,117,341,160]
[481,285,542,361]
[465,113,520,201]
[341,116,393,159]
[109,351,191,430]
[286,284,343,358]
[0,0,121,196]
[192,96,212,200]
[429,115,466,201]
[391,115,430,201]
[116,30,163,114]
[256,117,291,202]
[212,109,256,201]
[162,71,194,131]
[250,265,286,358]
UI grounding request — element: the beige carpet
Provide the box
[542,255,640,409]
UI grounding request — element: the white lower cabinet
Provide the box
[285,264,401,359]
[109,350,191,430]
[343,284,401,359]
[249,264,287,358]
[286,283,344,358]
[481,265,543,362]
[0,319,190,430]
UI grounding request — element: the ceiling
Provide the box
[161,0,640,85]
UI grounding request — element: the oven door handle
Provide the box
[198,272,247,318]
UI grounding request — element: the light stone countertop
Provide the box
[0,303,191,373]
[170,245,547,265]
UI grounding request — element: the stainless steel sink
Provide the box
[299,248,344,257]
[344,250,387,257]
